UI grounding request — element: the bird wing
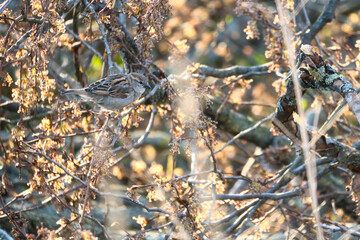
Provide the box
[108,84,131,98]
[85,74,131,98]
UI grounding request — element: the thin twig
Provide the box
[0,0,14,14]
[300,0,339,45]
[65,25,102,59]
[202,188,302,201]
[79,117,110,224]
[212,113,274,157]
[110,104,157,166]
[0,195,28,239]
[119,78,167,118]
[124,222,173,239]
[83,0,114,74]
[6,29,34,54]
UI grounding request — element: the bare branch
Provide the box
[0,0,14,14]
[196,63,272,78]
[300,0,339,45]
[83,0,114,74]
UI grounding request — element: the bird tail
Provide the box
[60,89,87,96]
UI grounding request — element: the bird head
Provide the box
[130,73,151,89]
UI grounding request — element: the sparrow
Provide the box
[60,72,151,110]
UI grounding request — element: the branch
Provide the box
[83,0,114,74]
[0,195,28,239]
[196,62,271,78]
[110,105,157,167]
[0,185,82,218]
[223,155,303,236]
[124,222,173,240]
[79,116,110,224]
[48,61,83,89]
[0,0,14,15]
[211,113,274,156]
[202,188,302,201]
[321,223,360,238]
[228,157,337,238]
[300,0,339,45]
[119,78,167,118]
[65,25,102,59]
[6,29,33,54]
[273,46,360,171]
[204,96,285,148]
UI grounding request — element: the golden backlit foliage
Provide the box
[1,0,360,239]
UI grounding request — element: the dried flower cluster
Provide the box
[123,0,172,60]
[1,0,360,239]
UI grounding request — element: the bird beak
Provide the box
[145,82,151,89]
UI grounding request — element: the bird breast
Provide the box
[98,90,143,110]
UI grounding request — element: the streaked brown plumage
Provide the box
[60,73,150,110]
